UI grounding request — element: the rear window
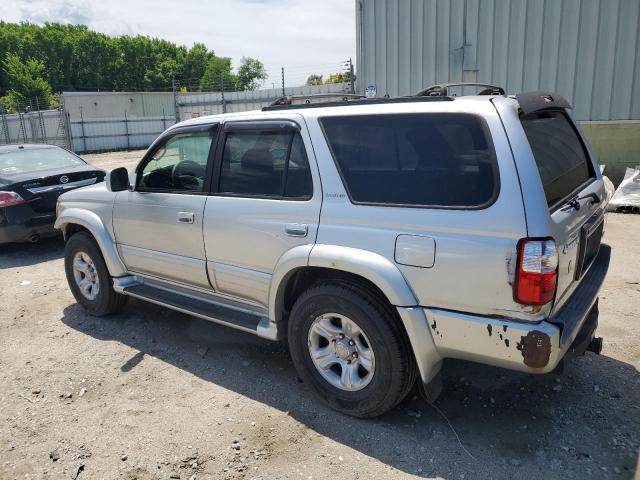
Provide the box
[319,113,499,208]
[520,111,595,208]
[0,147,85,176]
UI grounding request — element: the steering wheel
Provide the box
[171,160,204,189]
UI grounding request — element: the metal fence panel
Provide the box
[0,109,72,149]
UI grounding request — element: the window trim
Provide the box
[209,121,313,201]
[519,109,596,212]
[134,124,219,195]
[318,112,501,210]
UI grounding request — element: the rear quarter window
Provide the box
[319,113,499,208]
[520,110,595,208]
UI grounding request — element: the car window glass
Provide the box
[0,147,85,175]
[139,131,214,192]
[219,130,312,198]
[320,113,498,207]
[520,111,594,208]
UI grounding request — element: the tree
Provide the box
[183,43,213,85]
[306,74,323,86]
[235,57,267,91]
[0,52,56,112]
[324,72,352,84]
[198,56,235,91]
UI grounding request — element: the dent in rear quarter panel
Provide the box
[307,100,531,318]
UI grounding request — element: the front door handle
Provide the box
[285,223,308,237]
[177,211,194,224]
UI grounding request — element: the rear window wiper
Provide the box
[562,192,600,211]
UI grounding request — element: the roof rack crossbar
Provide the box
[269,93,364,107]
[416,83,505,97]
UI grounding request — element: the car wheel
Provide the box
[288,280,417,417]
[64,231,128,316]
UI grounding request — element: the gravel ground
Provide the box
[0,150,638,479]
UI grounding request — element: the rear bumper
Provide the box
[404,244,611,378]
[0,204,57,244]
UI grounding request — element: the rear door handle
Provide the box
[285,223,308,237]
[177,212,194,224]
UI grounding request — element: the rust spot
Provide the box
[504,339,510,348]
[503,325,508,333]
[499,333,503,340]
[516,330,551,368]
[431,320,437,331]
[487,324,493,336]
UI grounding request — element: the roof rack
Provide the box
[262,95,453,112]
[268,93,364,107]
[416,82,505,97]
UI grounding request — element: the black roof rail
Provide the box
[262,95,453,112]
[269,93,364,107]
[416,83,505,97]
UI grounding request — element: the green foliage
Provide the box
[236,57,267,91]
[0,21,268,98]
[1,52,57,112]
[306,74,323,86]
[199,56,235,91]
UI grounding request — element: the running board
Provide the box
[117,281,278,340]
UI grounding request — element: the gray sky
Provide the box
[2,0,356,87]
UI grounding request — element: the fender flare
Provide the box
[54,208,127,277]
[268,244,418,323]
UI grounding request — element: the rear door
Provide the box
[202,118,321,308]
[519,109,605,309]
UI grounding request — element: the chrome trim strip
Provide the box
[27,177,97,194]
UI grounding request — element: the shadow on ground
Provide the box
[0,236,64,269]
[62,300,639,479]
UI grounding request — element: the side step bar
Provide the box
[119,282,278,340]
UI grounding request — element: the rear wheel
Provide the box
[288,281,417,417]
[64,231,128,316]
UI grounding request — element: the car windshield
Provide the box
[0,147,86,176]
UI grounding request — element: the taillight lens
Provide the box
[514,238,558,305]
[0,191,26,207]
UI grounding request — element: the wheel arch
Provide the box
[269,244,418,327]
[55,208,127,277]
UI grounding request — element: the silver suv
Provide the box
[56,86,610,417]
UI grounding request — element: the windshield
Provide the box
[0,147,86,176]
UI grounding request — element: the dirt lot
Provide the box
[1,150,639,479]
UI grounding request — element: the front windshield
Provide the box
[0,147,86,176]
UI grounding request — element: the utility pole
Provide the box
[349,58,355,94]
[220,73,226,114]
[281,67,285,97]
[171,77,180,123]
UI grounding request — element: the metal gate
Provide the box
[0,107,73,150]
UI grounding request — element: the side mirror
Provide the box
[106,167,130,192]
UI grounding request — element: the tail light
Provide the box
[514,238,558,305]
[0,191,26,207]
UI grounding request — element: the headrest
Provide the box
[241,148,273,172]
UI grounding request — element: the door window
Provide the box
[219,130,312,199]
[138,130,215,192]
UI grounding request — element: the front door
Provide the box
[202,119,321,307]
[113,124,218,288]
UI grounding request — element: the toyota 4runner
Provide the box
[55,85,610,417]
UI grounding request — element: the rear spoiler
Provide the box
[515,91,572,115]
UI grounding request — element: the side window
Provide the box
[138,130,215,192]
[219,129,312,199]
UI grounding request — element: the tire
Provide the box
[64,231,128,316]
[288,280,417,418]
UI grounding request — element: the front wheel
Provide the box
[288,281,417,417]
[64,231,128,316]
